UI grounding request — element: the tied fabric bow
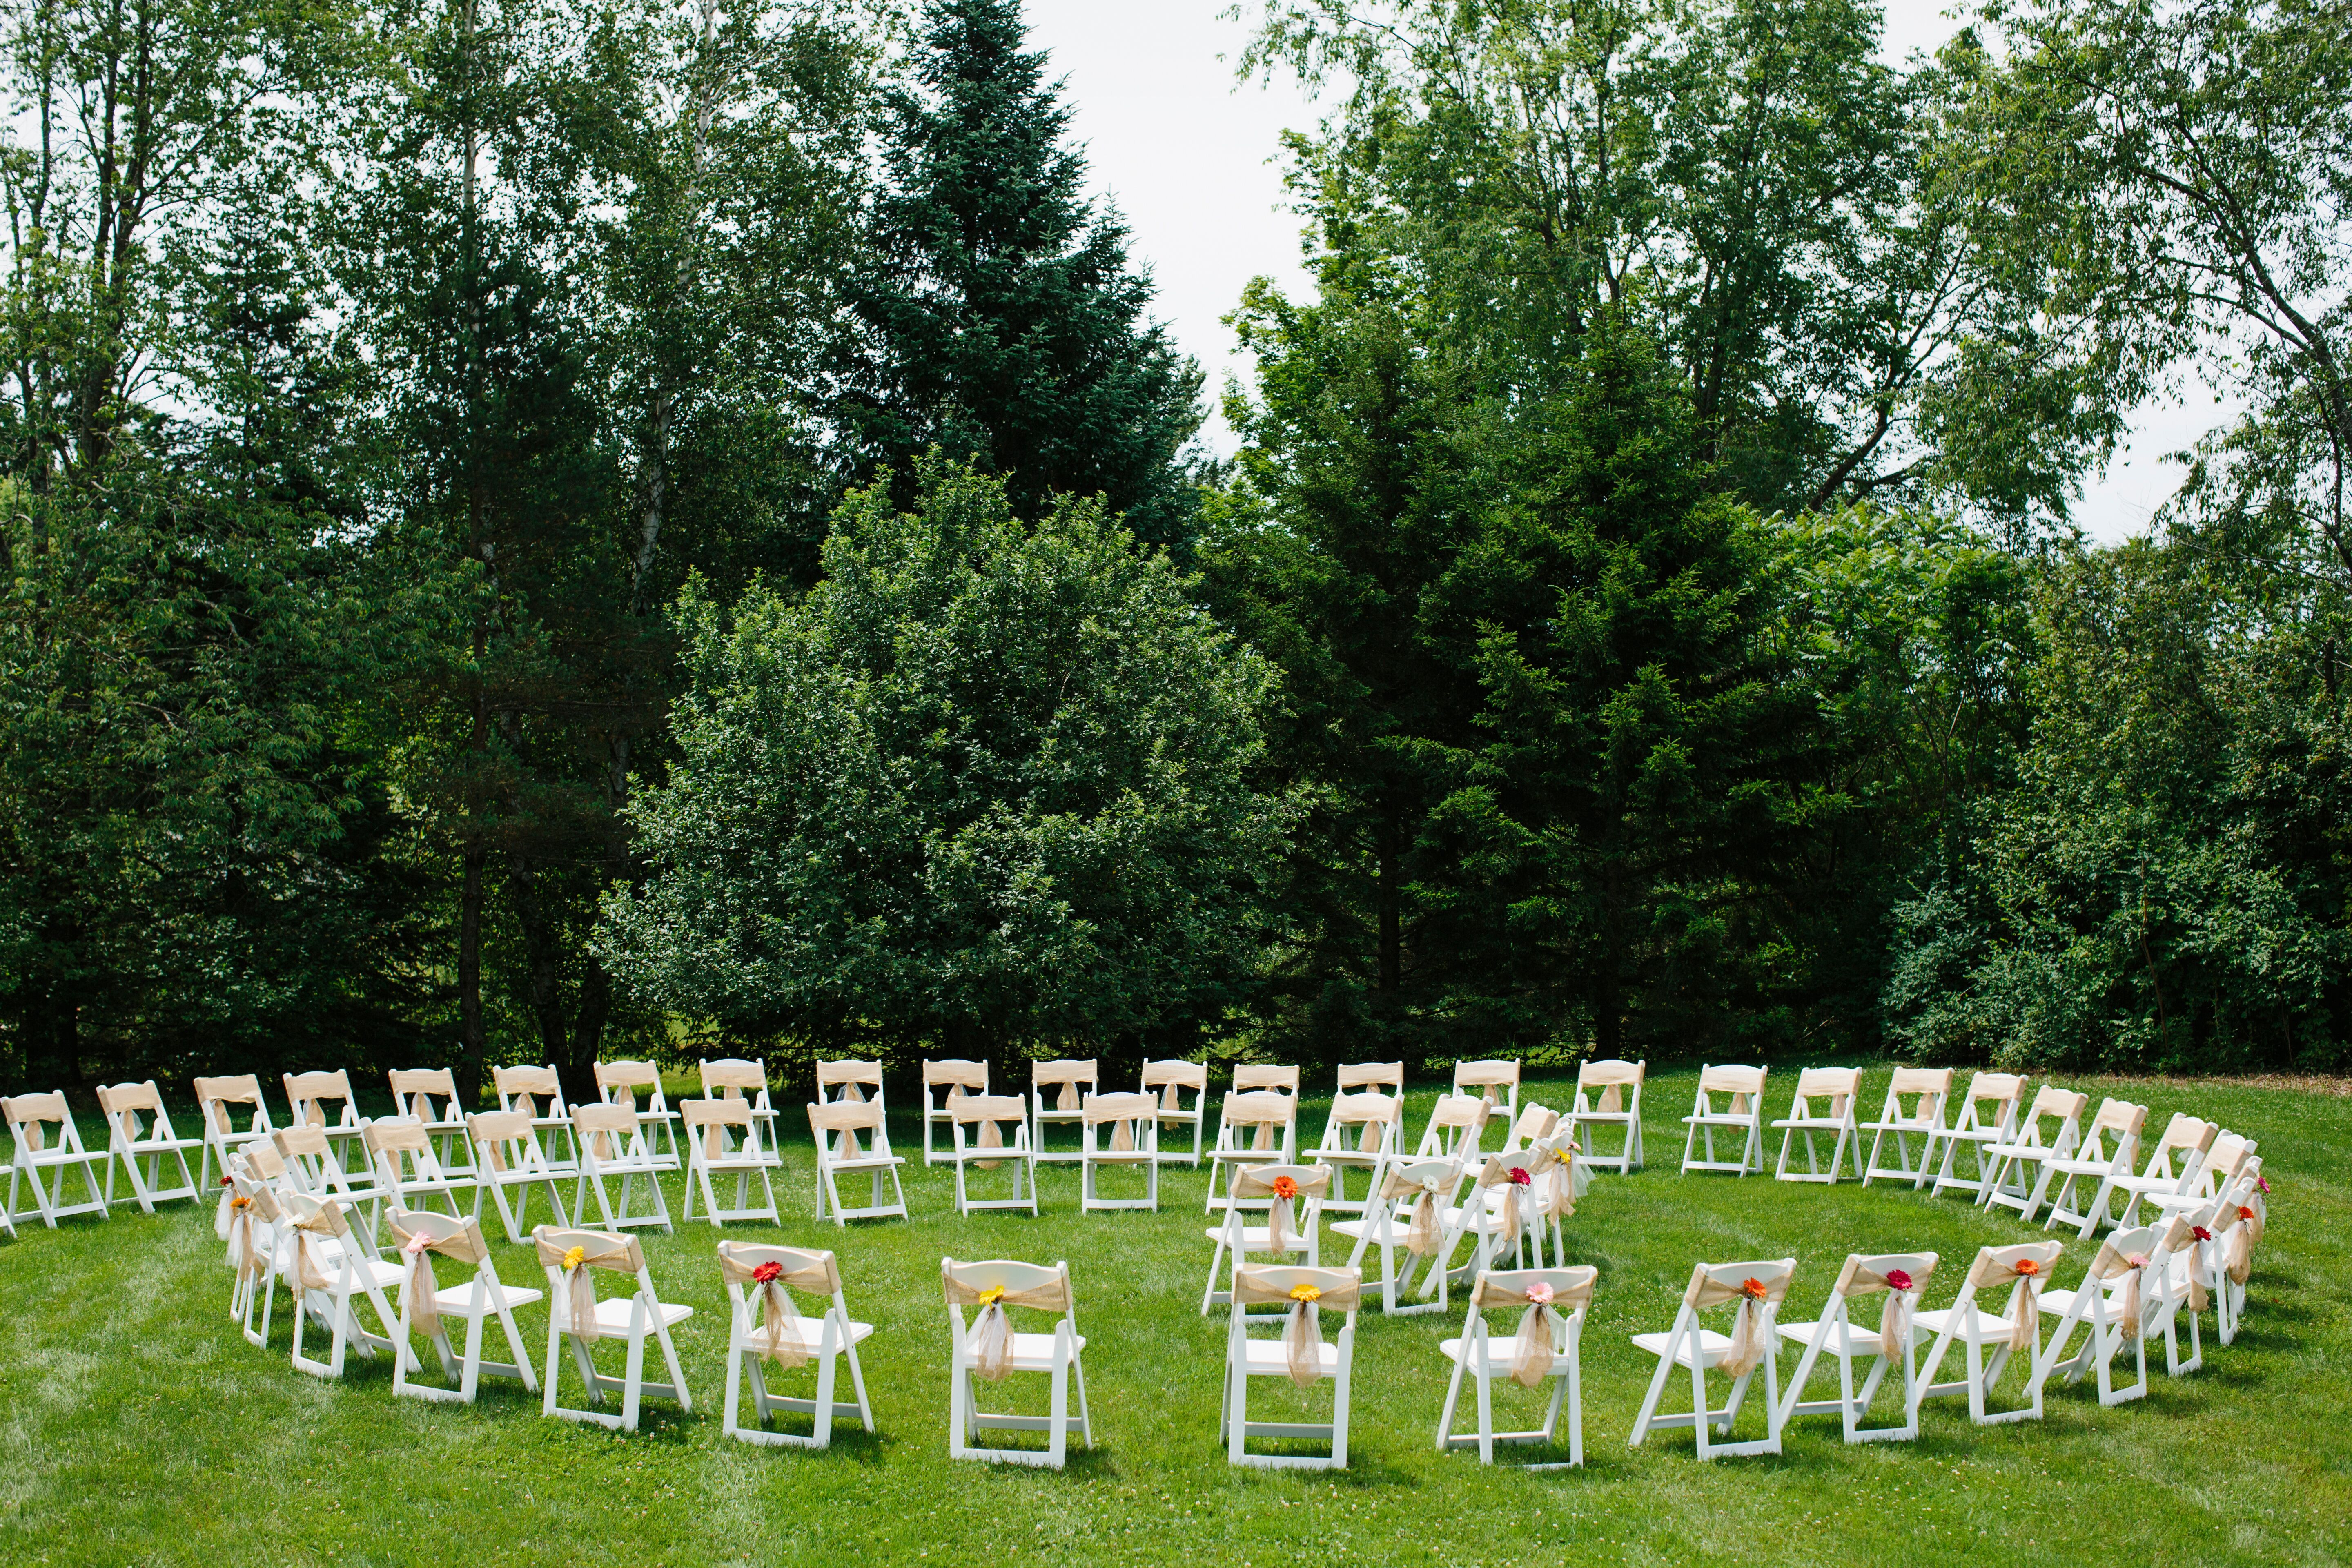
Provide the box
[719,1250,824,1366]
[1379,1167,1446,1257]
[2008,1258,2043,1352]
[1268,1174,1301,1254]
[401,1232,443,1339]
[1280,1283,1326,1389]
[535,1232,638,1343]
[2118,1254,2150,1340]
[1510,1281,1558,1389]
[561,1245,596,1341]
[2226,1205,2259,1285]
[943,1272,1071,1383]
[1725,1277,1774,1377]
[1852,1265,1920,1363]
[227,1195,265,1287]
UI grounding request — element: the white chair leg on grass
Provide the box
[1856,1067,1953,1188]
[279,1192,423,1381]
[1774,1251,1938,1443]
[2030,1223,2170,1408]
[719,1241,875,1449]
[1080,1092,1160,1213]
[5,1091,112,1229]
[1430,1153,1545,1292]
[1909,1240,2065,1427]
[1330,1158,1461,1316]
[1769,1067,1863,1184]
[387,1209,541,1405]
[681,1097,784,1227]
[1679,1066,1768,1177]
[948,1095,1039,1216]
[1223,1265,1359,1471]
[1202,1164,1325,1312]
[807,1099,908,1226]
[1566,1058,1646,1175]
[944,1258,1092,1469]
[536,1225,693,1433]
[1628,1258,1795,1460]
[570,1103,675,1233]
[1436,1266,1595,1468]
[466,1109,573,1243]
[96,1080,205,1214]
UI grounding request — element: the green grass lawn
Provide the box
[1,1065,2345,1567]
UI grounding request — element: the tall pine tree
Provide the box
[836,0,1203,550]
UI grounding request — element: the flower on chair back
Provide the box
[1288,1283,1322,1303]
[752,1261,782,1285]
[561,1245,586,1272]
[1740,1278,1769,1301]
[1507,1167,1532,1187]
[976,1285,1006,1307]
[1271,1176,1299,1201]
[2237,1205,2255,1221]
[1884,1269,1913,1292]
[2193,1226,2214,1242]
[1524,1281,1555,1305]
[2013,1258,2040,1278]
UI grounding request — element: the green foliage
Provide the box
[600,458,1298,1068]
[834,0,1206,550]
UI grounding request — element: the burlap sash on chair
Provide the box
[719,1244,839,1366]
[1472,1269,1596,1388]
[1529,1142,1577,1219]
[1234,1269,1362,1388]
[1333,1094,1396,1154]
[2082,1241,2151,1340]
[1226,1090,1292,1153]
[387,1214,489,1339]
[956,1093,1020,1170]
[533,1229,643,1343]
[1231,1166,1331,1254]
[1689,1269,1790,1378]
[1846,1260,1936,1363]
[227,1181,276,1286]
[2163,1217,2210,1312]
[1377,1165,1448,1256]
[1035,1063,1092,1115]
[1474,1155,1537,1247]
[1967,1250,2047,1353]
[284,1199,354,1304]
[2224,1202,2261,1285]
[1087,1092,1154,1154]
[573,1103,637,1163]
[943,1268,1073,1382]
[808,1100,878,1162]
[689,1098,755,1162]
[7,1093,66,1151]
[468,1109,531,1172]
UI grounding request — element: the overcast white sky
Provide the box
[1022,0,2217,543]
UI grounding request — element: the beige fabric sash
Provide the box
[468,1109,533,1171]
[1231,1166,1331,1254]
[720,1247,840,1366]
[534,1231,643,1342]
[573,1103,639,1163]
[7,1093,65,1150]
[1532,1143,1577,1218]
[1966,1252,2047,1352]
[1332,1094,1396,1154]
[386,1215,489,1339]
[1086,1092,1153,1153]
[1377,1166,1448,1256]
[1034,1063,1093,1114]
[1234,1269,1361,1388]
[2164,1217,2210,1312]
[1473,1272,1596,1388]
[687,1098,756,1161]
[1474,1155,1538,1247]
[1847,1262,1936,1363]
[1591,1083,1623,1114]
[2224,1203,2259,1285]
[944,1270,1073,1382]
[285,1201,353,1302]
[808,1100,878,1162]
[956,1093,1021,1169]
[1689,1271,1791,1378]
[367,1118,431,1160]
[1225,1091,1292,1153]
[2086,1243,2151,1340]
[227,1190,268,1286]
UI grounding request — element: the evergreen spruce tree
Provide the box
[837,0,1204,550]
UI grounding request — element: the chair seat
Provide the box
[561,1296,694,1336]
[430,1278,546,1314]
[1202,1226,1312,1251]
[1087,1151,1157,1165]
[702,1155,786,1172]
[2035,1285,2131,1319]
[760,1315,876,1351]
[13,1151,105,1169]
[1858,1118,1940,1134]
[2043,1157,2118,1177]
[307,1253,408,1292]
[1438,1337,1561,1377]
[123,1135,207,1155]
[981,1331,1088,1374]
[1682,1115,1755,1126]
[1630,1328,1761,1370]
[2109,1173,2187,1196]
[1911,1305,2015,1339]
[1980,1141,2056,1161]
[1770,1117,1848,1131]
[821,1155,904,1172]
[1234,1336,1340,1377]
[1774,1317,1887,1354]
[2143,1188,2215,1214]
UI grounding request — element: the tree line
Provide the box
[1,0,2344,1101]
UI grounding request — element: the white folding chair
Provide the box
[682,1097,784,1227]
[1028,1059,1098,1165]
[947,1094,1038,1216]
[223,1167,287,1346]
[1202,1163,1325,1312]
[2142,1130,2257,1227]
[1307,1072,1403,1216]
[1223,1264,1359,1470]
[273,1123,383,1250]
[1909,1239,2065,1426]
[466,1107,573,1243]
[808,1098,906,1225]
[699,1056,782,1143]
[2040,1098,2150,1236]
[1770,1068,1862,1184]
[1203,1088,1301,1214]
[2148,1208,2214,1375]
[535,1225,694,1432]
[1978,1085,2089,1222]
[1566,1058,1646,1174]
[1453,1059,1521,1123]
[571,1102,675,1232]
[96,1080,203,1213]
[1141,1059,1210,1166]
[388,1068,479,1185]
[1521,1134,1584,1269]
[279,1190,421,1381]
[1079,1091,1159,1212]
[386,1207,541,1405]
[1679,1066,1768,1176]
[192,1074,279,1191]
[593,1060,683,1172]
[719,1241,875,1449]
[2214,1162,2267,1341]
[5,1092,112,1229]
[494,1065,579,1180]
[1413,1092,1492,1163]
[2107,1112,2221,1231]
[1857,1067,1954,1188]
[1432,1153,1549,1289]
[1628,1258,1796,1459]
[944,1257,1092,1468]
[1774,1251,1938,1443]
[1495,1102,1560,1156]
[1926,1071,2029,1201]
[1437,1265,1596,1468]
[816,1058,885,1111]
[363,1116,470,1233]
[282,1069,374,1191]
[922,1059,989,1167]
[2028,1223,2169,1408]
[1331,1157,1462,1316]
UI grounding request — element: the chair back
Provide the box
[1830,1250,1938,1298]
[1336,1061,1403,1094]
[572,1102,645,1163]
[494,1065,564,1120]
[1696,1065,1767,1114]
[4,1091,75,1152]
[1788,1067,1860,1118]
[194,1075,274,1138]
[817,1059,884,1103]
[97,1080,173,1144]
[1233,1064,1301,1094]
[389,1069,462,1124]
[1141,1059,1208,1109]
[700,1058,773,1105]
[593,1060,669,1112]
[924,1059,989,1105]
[1574,1058,1644,1115]
[1957,1071,2028,1131]
[1032,1059,1098,1112]
[284,1070,359,1127]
